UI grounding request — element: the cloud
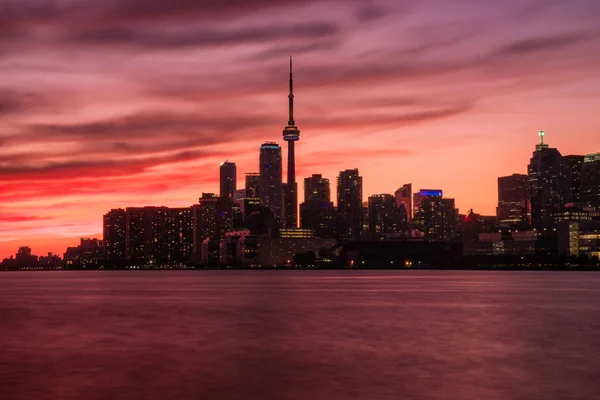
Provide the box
[0,89,50,117]
[67,23,341,49]
[496,32,596,56]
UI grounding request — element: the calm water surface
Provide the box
[1,271,599,400]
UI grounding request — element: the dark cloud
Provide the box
[496,32,594,56]
[0,148,212,179]
[253,40,342,61]
[26,112,277,142]
[68,23,341,49]
[0,90,49,117]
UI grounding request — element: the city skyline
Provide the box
[2,0,600,258]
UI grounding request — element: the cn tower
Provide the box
[283,56,300,227]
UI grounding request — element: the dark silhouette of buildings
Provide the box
[413,189,443,234]
[219,161,237,199]
[65,238,103,268]
[192,193,234,248]
[244,173,261,217]
[420,196,457,241]
[368,194,401,236]
[300,174,336,238]
[164,208,193,263]
[582,152,600,209]
[528,131,570,231]
[395,183,412,225]
[564,155,584,204]
[125,207,169,264]
[283,56,300,228]
[497,174,530,228]
[337,169,363,239]
[304,174,330,202]
[259,142,283,223]
[103,208,126,260]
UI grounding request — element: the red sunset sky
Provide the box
[1,0,600,258]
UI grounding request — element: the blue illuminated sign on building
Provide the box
[419,189,443,197]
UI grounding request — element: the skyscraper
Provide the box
[125,207,167,264]
[413,189,443,234]
[304,174,330,202]
[193,193,234,241]
[394,183,412,224]
[528,130,570,231]
[497,174,530,228]
[581,152,600,210]
[300,174,336,238]
[421,197,457,241]
[259,142,283,222]
[564,155,584,204]
[219,161,236,199]
[283,56,300,228]
[368,194,401,236]
[244,173,261,216]
[103,209,126,260]
[164,208,193,263]
[337,169,363,239]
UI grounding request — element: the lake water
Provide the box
[1,271,599,400]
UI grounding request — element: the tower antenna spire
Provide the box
[288,55,294,125]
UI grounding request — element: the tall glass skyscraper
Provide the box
[219,161,236,199]
[528,131,569,231]
[259,142,283,222]
[337,169,363,239]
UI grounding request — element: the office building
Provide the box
[103,208,126,260]
[337,169,363,239]
[244,173,261,216]
[219,161,236,199]
[528,130,570,231]
[497,174,530,228]
[259,142,283,222]
[304,174,330,202]
[564,155,584,204]
[582,152,600,210]
[300,200,337,239]
[300,174,336,238]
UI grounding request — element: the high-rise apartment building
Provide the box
[497,174,530,228]
[421,197,457,241]
[219,161,237,199]
[337,169,363,239]
[103,208,126,260]
[164,208,193,263]
[259,142,283,222]
[125,207,167,264]
[368,194,401,236]
[413,189,442,233]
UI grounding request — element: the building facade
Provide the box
[259,142,283,222]
[219,161,236,199]
[337,169,363,239]
[497,174,530,228]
